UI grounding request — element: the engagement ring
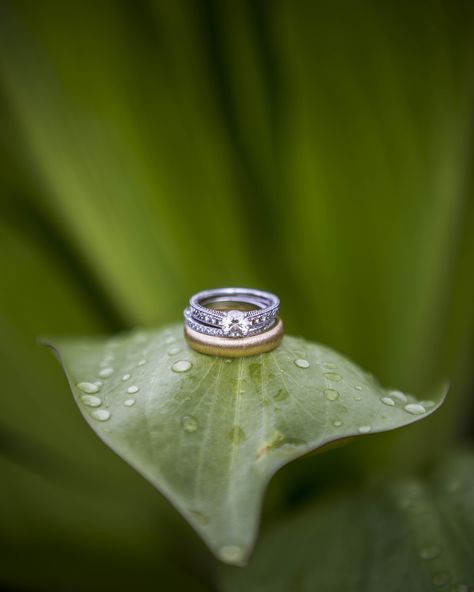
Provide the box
[183,287,283,357]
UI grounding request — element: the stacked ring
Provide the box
[183,287,283,357]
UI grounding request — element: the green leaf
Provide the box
[220,452,474,591]
[46,324,446,565]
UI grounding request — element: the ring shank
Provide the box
[200,295,268,309]
[191,288,279,315]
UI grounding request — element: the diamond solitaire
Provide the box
[221,310,251,336]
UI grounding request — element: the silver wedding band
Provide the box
[184,287,280,338]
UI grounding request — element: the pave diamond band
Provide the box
[184,309,276,338]
[184,287,280,339]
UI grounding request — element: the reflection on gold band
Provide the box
[184,319,284,358]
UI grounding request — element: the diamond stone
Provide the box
[221,310,251,336]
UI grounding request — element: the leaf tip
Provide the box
[217,544,250,567]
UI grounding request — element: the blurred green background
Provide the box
[0,0,473,590]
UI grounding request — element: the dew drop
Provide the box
[91,409,110,422]
[324,388,340,401]
[358,426,372,434]
[127,385,139,394]
[324,372,342,382]
[333,420,343,427]
[404,403,426,415]
[219,545,245,563]
[98,367,114,378]
[229,426,246,444]
[381,396,395,406]
[138,359,147,366]
[122,373,131,381]
[420,545,440,560]
[95,380,103,387]
[181,415,198,433]
[432,572,449,587]
[172,360,192,373]
[273,389,289,402]
[124,398,136,407]
[282,437,308,449]
[77,382,100,394]
[294,358,310,369]
[80,395,102,407]
[421,400,436,408]
[354,385,363,391]
[168,346,181,355]
[389,390,407,403]
[323,362,337,369]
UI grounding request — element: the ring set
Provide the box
[184,288,283,357]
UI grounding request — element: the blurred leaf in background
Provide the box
[221,452,474,592]
[0,0,473,590]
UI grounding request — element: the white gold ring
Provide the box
[184,287,280,338]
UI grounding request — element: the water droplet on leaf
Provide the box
[229,426,246,444]
[77,382,100,394]
[294,358,310,369]
[421,400,436,408]
[324,372,342,382]
[172,360,192,373]
[273,389,289,402]
[81,395,102,407]
[91,409,111,422]
[124,398,136,407]
[381,396,395,406]
[127,385,139,394]
[389,390,407,403]
[181,415,198,432]
[98,367,114,378]
[358,426,371,434]
[404,403,426,415]
[324,388,340,401]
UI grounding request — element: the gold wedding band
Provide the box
[184,318,284,358]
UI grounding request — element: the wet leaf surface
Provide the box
[47,324,446,564]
